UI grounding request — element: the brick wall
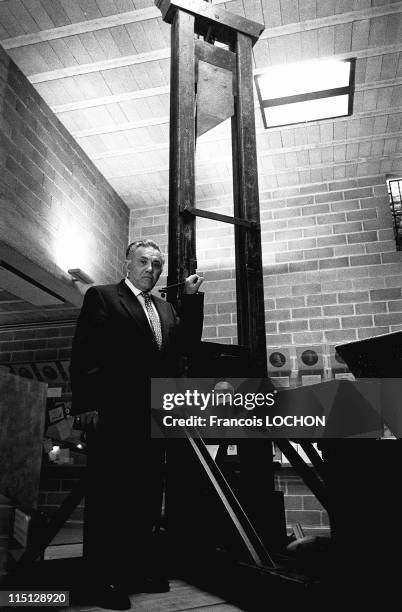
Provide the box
[0,494,13,584]
[261,174,402,348]
[0,323,75,373]
[0,39,131,406]
[130,172,402,363]
[39,471,84,529]
[4,175,401,376]
[0,44,129,286]
[276,471,329,537]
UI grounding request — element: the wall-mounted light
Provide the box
[52,224,93,281]
[68,268,94,284]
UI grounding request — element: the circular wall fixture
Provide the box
[269,352,286,368]
[301,349,318,366]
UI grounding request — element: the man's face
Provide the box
[127,246,163,292]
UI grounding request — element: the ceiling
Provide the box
[0,0,402,326]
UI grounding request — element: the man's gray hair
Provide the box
[125,239,165,265]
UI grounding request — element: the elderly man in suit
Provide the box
[71,239,204,610]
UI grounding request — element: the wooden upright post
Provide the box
[232,32,267,376]
[167,9,197,306]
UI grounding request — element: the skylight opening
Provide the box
[254,58,355,129]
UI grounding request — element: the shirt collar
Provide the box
[124,277,145,297]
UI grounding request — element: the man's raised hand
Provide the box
[184,274,204,294]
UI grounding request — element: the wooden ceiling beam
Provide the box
[29,48,171,83]
[90,143,169,160]
[52,85,170,113]
[73,103,402,140]
[109,151,402,194]
[259,2,402,41]
[356,77,402,93]
[100,130,402,179]
[1,6,161,49]
[28,41,402,83]
[74,115,169,138]
[218,151,402,178]
[2,1,400,50]
[89,128,402,163]
[51,74,401,116]
[253,43,402,74]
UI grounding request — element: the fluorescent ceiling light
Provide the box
[255,58,355,129]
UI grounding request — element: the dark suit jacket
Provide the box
[71,280,204,429]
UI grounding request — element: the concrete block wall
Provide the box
[0,45,129,285]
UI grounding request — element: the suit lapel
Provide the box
[117,280,157,346]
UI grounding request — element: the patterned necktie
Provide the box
[141,292,162,349]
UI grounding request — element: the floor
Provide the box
[8,525,328,611]
[42,531,247,612]
[63,580,246,612]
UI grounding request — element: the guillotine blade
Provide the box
[196,60,234,137]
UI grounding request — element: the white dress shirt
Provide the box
[124,277,161,329]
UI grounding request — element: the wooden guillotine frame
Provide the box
[157,0,267,376]
[156,0,275,564]
[155,0,329,584]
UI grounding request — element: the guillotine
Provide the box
[154,0,285,579]
[157,0,267,376]
[155,0,330,583]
